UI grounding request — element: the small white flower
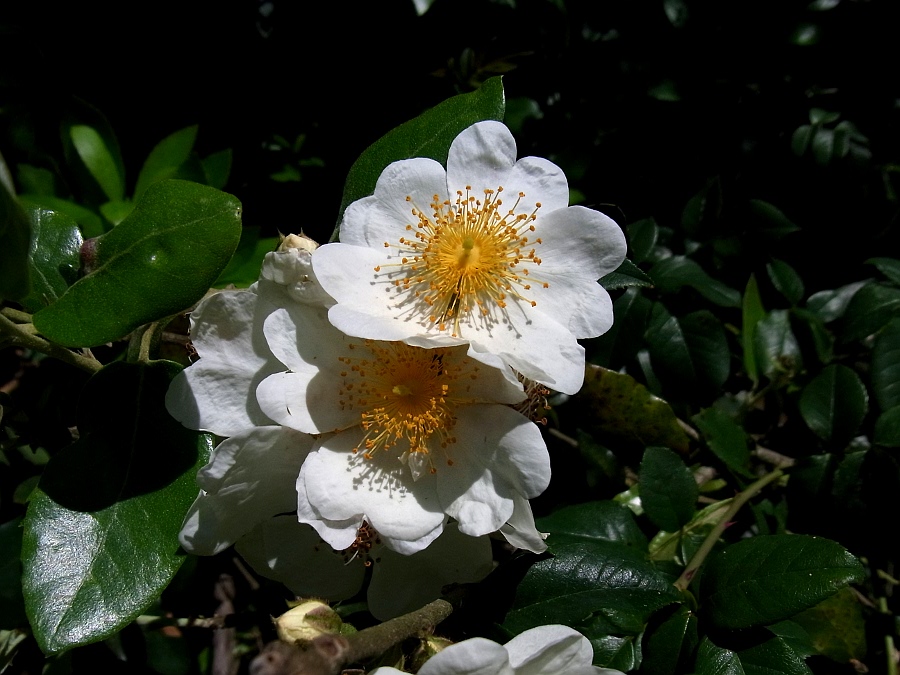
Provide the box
[372,624,625,675]
[312,121,627,395]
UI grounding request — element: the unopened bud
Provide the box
[275,600,343,644]
[278,232,319,253]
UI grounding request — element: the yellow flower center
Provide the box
[338,342,482,471]
[375,186,548,337]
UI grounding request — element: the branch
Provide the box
[0,310,103,374]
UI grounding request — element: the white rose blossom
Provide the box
[372,624,625,675]
[312,120,627,395]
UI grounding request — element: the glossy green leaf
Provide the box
[20,207,83,312]
[753,309,802,380]
[336,76,505,235]
[799,364,868,444]
[693,407,753,477]
[69,125,125,202]
[0,518,26,629]
[806,281,866,323]
[767,259,804,306]
[791,308,834,365]
[872,318,900,411]
[574,365,690,454]
[201,149,232,191]
[134,125,198,199]
[590,635,641,671]
[639,447,697,532]
[841,283,900,343]
[874,406,900,447]
[626,218,658,264]
[503,541,680,636]
[742,275,766,384]
[695,638,744,675]
[21,361,212,654]
[537,501,648,552]
[700,534,865,630]
[640,605,698,675]
[0,180,32,300]
[648,499,732,564]
[19,194,106,238]
[599,258,653,290]
[649,256,740,307]
[590,288,652,369]
[866,257,900,285]
[680,310,731,391]
[740,637,812,675]
[33,180,242,347]
[746,200,801,240]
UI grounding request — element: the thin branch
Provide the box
[0,311,103,374]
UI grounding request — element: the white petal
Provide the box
[419,638,514,675]
[301,434,446,546]
[257,371,358,434]
[235,516,365,601]
[263,304,347,374]
[446,121,517,196]
[505,156,570,215]
[505,625,594,675]
[499,494,548,554]
[297,466,361,550]
[368,524,492,620]
[166,291,282,436]
[342,158,449,248]
[256,249,334,307]
[178,427,313,555]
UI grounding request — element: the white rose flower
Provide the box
[312,121,627,395]
[372,624,625,675]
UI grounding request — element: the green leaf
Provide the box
[739,636,812,675]
[746,200,800,241]
[0,518,26,629]
[201,149,232,191]
[99,199,133,226]
[742,275,766,384]
[0,181,32,300]
[21,361,212,654]
[679,310,731,391]
[336,77,505,235]
[590,635,641,670]
[649,256,741,307]
[640,605,698,675]
[537,501,648,552]
[695,637,745,675]
[648,499,732,564]
[134,125,198,199]
[841,282,900,343]
[599,258,653,290]
[20,207,83,312]
[791,308,834,365]
[626,218,659,264]
[753,309,802,380]
[693,407,753,477]
[503,541,680,636]
[866,257,900,285]
[767,259,804,306]
[214,227,278,288]
[874,406,900,447]
[806,281,867,323]
[33,180,242,347]
[19,194,106,239]
[798,364,868,444]
[639,447,698,532]
[700,534,865,630]
[788,587,867,662]
[69,125,125,202]
[590,288,652,369]
[574,365,690,454]
[871,318,900,411]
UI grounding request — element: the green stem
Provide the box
[0,310,102,374]
[879,597,897,675]
[674,468,784,592]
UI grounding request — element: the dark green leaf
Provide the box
[680,310,730,392]
[648,499,732,564]
[701,534,865,630]
[791,308,834,365]
[798,364,868,444]
[201,149,232,191]
[0,518,26,629]
[806,281,867,323]
[574,365,690,454]
[841,283,900,343]
[626,218,659,264]
[746,200,800,241]
[767,259,804,306]
[214,227,278,288]
[0,181,32,300]
[740,636,812,675]
[640,447,698,532]
[69,125,125,202]
[21,208,82,312]
[742,275,766,384]
[590,288,652,369]
[693,407,753,477]
[21,361,212,654]
[599,258,653,290]
[789,587,867,662]
[753,310,802,380]
[590,635,641,670]
[872,318,900,411]
[16,164,56,196]
[695,637,745,675]
[134,125,198,199]
[791,125,813,157]
[874,406,900,447]
[336,77,505,235]
[640,605,697,675]
[33,180,242,347]
[809,109,840,125]
[649,257,741,307]
[503,542,680,635]
[867,257,900,285]
[537,501,648,552]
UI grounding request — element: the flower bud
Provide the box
[275,599,343,644]
[278,232,319,253]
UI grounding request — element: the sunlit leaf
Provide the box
[20,207,82,312]
[700,534,865,630]
[33,180,242,347]
[134,125,198,199]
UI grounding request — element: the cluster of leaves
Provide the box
[1,12,898,670]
